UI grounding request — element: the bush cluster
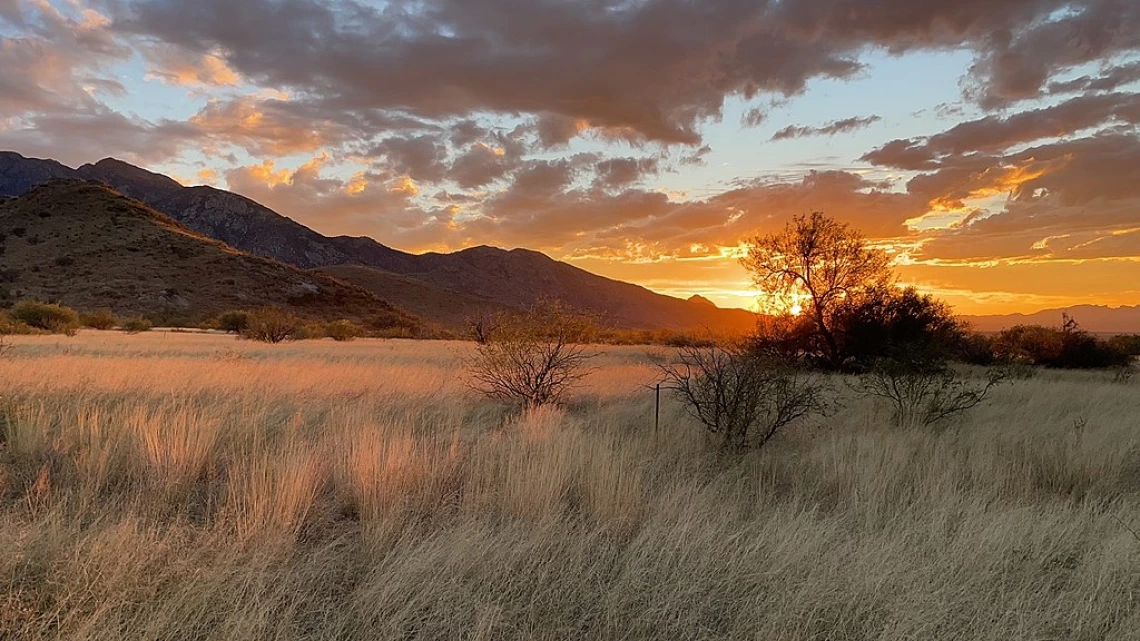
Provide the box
[79,308,117,330]
[11,301,80,335]
[987,315,1132,369]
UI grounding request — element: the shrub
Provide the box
[855,353,1004,429]
[11,301,79,335]
[290,323,326,341]
[325,319,360,342]
[467,300,597,408]
[655,341,830,451]
[216,310,251,334]
[994,314,1131,369]
[119,316,153,334]
[0,312,35,335]
[1108,334,1140,357]
[240,307,301,344]
[838,287,965,369]
[79,308,117,330]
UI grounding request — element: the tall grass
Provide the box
[0,332,1138,639]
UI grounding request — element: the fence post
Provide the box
[654,383,661,434]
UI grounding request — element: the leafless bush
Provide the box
[856,360,1004,429]
[466,310,503,345]
[240,307,301,344]
[654,341,830,451]
[467,300,597,408]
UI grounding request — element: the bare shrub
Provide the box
[325,319,361,342]
[856,359,1004,429]
[466,310,503,345]
[240,307,301,344]
[654,341,830,451]
[467,300,597,408]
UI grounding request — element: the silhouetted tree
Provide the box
[742,212,892,369]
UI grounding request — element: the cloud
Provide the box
[863,92,1140,169]
[770,115,882,141]
[594,157,660,190]
[1048,61,1140,95]
[140,44,240,87]
[112,0,872,144]
[223,155,455,244]
[965,0,1140,108]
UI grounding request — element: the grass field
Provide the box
[1,331,1138,640]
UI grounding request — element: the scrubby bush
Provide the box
[216,310,251,334]
[325,319,361,342]
[855,352,1004,429]
[1108,334,1140,357]
[79,308,117,330]
[0,311,37,335]
[994,314,1131,369]
[467,300,597,408]
[12,301,79,335]
[289,323,326,341]
[837,287,965,368]
[655,340,830,451]
[119,316,153,334]
[240,307,301,344]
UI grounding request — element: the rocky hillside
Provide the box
[0,180,417,328]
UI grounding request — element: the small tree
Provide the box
[655,341,830,451]
[241,307,301,344]
[742,212,892,369]
[216,310,251,334]
[467,300,597,408]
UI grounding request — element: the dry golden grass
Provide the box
[1,331,1139,640]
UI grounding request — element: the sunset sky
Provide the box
[2,0,1139,314]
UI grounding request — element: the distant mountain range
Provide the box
[0,151,757,332]
[962,305,1140,335]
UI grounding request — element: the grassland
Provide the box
[1,331,1138,640]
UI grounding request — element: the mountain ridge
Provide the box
[962,304,1140,334]
[0,151,758,332]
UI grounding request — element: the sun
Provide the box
[789,302,803,316]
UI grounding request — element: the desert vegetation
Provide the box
[0,213,1136,639]
[0,332,1137,640]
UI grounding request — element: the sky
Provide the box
[2,0,1139,315]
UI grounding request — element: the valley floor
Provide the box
[1,332,1138,640]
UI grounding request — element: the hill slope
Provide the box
[315,264,515,330]
[0,152,758,332]
[0,180,417,328]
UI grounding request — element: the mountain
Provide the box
[962,305,1140,335]
[0,180,417,328]
[0,151,77,196]
[315,264,515,330]
[0,151,759,332]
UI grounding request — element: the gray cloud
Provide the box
[770,115,882,141]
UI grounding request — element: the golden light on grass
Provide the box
[0,332,1137,639]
